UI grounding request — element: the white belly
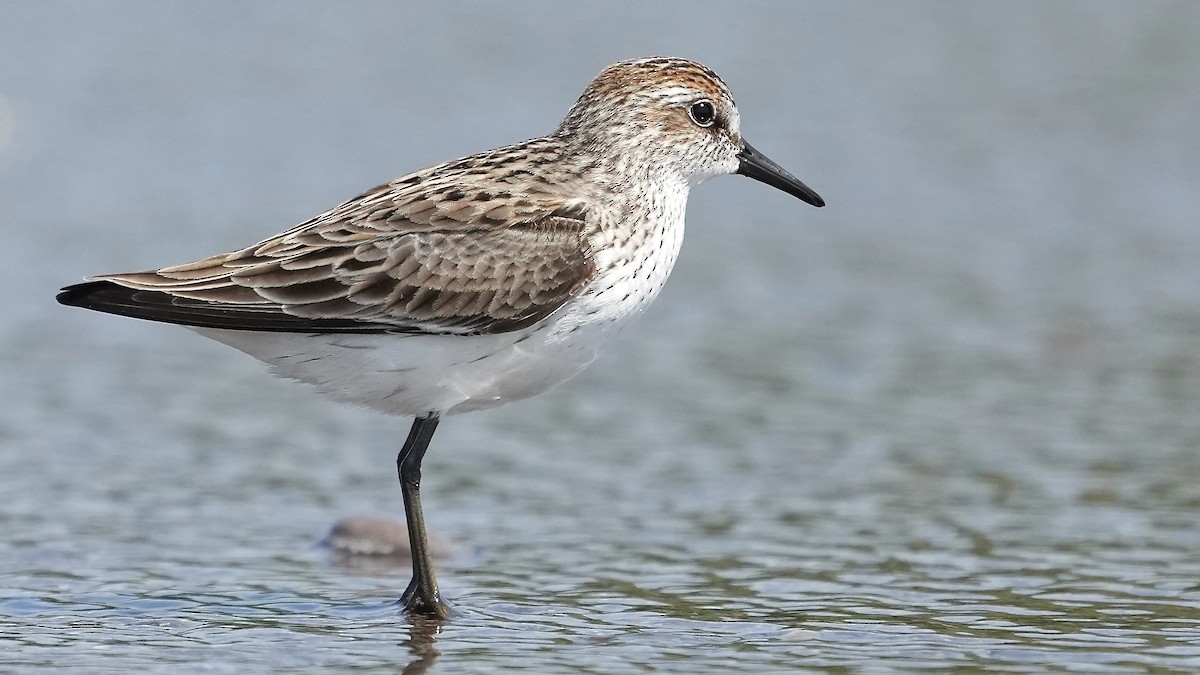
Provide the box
[192,304,625,416]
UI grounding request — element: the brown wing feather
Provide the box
[73,139,600,335]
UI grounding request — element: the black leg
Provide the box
[397,414,449,619]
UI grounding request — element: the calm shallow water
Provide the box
[4,2,1200,672]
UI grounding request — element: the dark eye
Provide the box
[688,100,716,128]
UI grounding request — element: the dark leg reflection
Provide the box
[400,614,443,675]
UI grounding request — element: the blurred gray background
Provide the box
[3,2,1200,672]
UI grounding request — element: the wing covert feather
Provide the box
[84,213,597,335]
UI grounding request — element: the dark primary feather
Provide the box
[56,281,388,333]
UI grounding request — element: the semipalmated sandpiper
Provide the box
[58,57,824,618]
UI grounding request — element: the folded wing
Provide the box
[59,146,599,335]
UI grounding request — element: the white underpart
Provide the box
[193,178,691,417]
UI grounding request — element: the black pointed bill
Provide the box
[736,140,825,207]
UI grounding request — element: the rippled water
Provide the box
[4,2,1200,672]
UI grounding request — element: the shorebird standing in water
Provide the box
[57,57,824,619]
